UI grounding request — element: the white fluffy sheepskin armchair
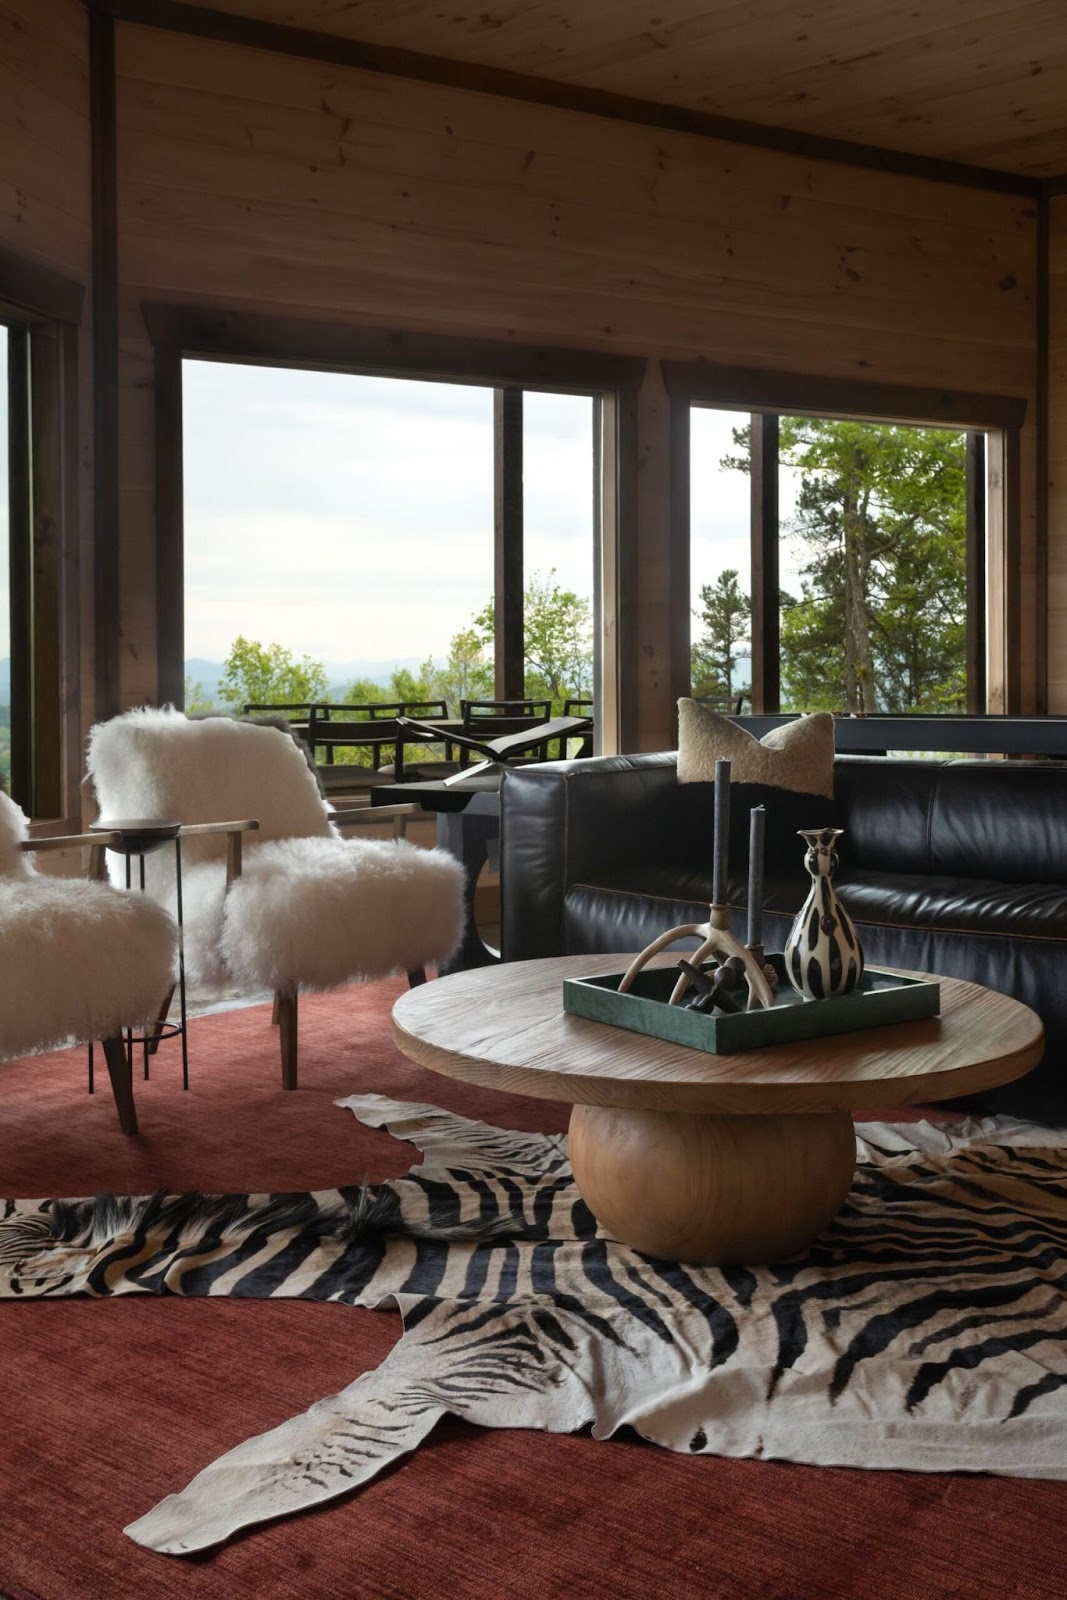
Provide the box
[0,791,178,1133]
[86,708,465,1087]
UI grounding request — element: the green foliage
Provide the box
[427,627,495,718]
[691,569,750,712]
[723,419,968,714]
[342,674,389,704]
[218,636,329,714]
[476,569,593,716]
[183,677,218,715]
[211,567,594,776]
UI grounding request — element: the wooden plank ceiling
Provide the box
[174,0,1067,177]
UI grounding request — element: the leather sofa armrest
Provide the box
[500,751,687,961]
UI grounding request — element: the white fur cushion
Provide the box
[677,701,835,799]
[0,877,178,1061]
[87,708,331,879]
[0,792,34,879]
[86,706,465,994]
[220,836,465,991]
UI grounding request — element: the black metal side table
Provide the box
[88,818,189,1091]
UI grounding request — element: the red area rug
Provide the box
[1,980,1065,1600]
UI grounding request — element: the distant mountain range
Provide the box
[0,656,429,709]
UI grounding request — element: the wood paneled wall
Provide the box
[112,23,1041,746]
[1048,197,1067,712]
[0,0,93,810]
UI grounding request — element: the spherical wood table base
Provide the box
[568,1104,858,1265]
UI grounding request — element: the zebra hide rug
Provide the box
[1,1094,1066,1556]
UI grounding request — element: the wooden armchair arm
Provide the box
[21,830,125,882]
[177,819,260,886]
[330,804,416,840]
[21,830,124,853]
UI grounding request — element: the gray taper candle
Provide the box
[712,758,730,905]
[747,804,766,947]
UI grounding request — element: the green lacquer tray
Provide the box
[562,955,940,1055]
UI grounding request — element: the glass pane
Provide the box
[0,324,9,792]
[182,361,495,721]
[690,406,752,711]
[522,391,595,718]
[777,417,968,716]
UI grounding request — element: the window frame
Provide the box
[143,303,643,754]
[0,245,84,822]
[663,360,1026,716]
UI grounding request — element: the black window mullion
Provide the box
[749,412,780,713]
[493,386,524,699]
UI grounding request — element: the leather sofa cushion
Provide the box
[838,869,1067,942]
[564,868,1067,954]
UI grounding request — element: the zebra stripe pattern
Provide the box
[1,1095,1066,1555]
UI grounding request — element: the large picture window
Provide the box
[666,362,1022,723]
[689,408,978,716]
[145,306,641,753]
[180,364,601,727]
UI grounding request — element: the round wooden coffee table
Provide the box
[392,955,1044,1265]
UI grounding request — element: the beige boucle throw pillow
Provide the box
[677,701,835,799]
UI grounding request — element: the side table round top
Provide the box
[392,954,1045,1116]
[90,818,182,854]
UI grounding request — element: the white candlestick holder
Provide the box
[617,903,777,1011]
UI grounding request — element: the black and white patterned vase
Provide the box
[784,827,864,1000]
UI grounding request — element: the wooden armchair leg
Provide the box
[271,992,281,1026]
[277,989,298,1089]
[407,967,427,988]
[101,1035,139,1135]
[147,986,175,1056]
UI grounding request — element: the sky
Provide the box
[181,359,781,673]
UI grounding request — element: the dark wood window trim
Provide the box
[749,413,780,714]
[6,324,32,807]
[664,360,1025,717]
[0,249,84,824]
[143,302,643,745]
[661,361,1027,434]
[965,433,988,715]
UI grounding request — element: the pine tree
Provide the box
[690,569,751,711]
[723,420,968,713]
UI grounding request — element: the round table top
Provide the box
[392,955,1045,1116]
[90,818,181,854]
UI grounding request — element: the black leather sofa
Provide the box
[499,751,1067,1125]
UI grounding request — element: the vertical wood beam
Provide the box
[965,432,988,714]
[668,394,691,713]
[90,9,120,719]
[591,394,603,750]
[59,323,82,823]
[155,347,185,706]
[599,387,639,753]
[1036,189,1050,714]
[7,325,33,809]
[750,412,780,713]
[30,328,62,816]
[493,387,524,699]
